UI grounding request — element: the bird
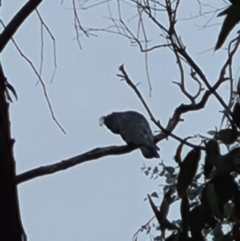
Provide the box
[99,111,160,159]
[215,0,240,50]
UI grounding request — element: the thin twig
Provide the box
[118,65,204,150]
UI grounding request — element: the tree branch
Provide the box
[118,64,226,149]
[16,144,140,184]
[0,64,25,240]
[0,0,43,52]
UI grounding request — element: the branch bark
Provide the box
[0,1,45,238]
[0,0,43,52]
[0,64,25,240]
[17,144,138,184]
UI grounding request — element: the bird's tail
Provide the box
[140,145,160,159]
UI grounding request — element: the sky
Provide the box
[1,0,239,241]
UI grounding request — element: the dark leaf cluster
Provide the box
[146,125,240,241]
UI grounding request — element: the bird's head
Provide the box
[98,113,120,134]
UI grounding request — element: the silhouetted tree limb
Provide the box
[118,65,225,148]
[0,0,46,239]
[0,64,25,240]
[16,144,139,184]
[0,0,43,52]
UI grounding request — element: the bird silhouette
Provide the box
[100,111,160,159]
[215,0,240,50]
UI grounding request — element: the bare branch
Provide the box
[72,0,90,50]
[118,65,204,150]
[35,9,57,83]
[0,0,43,52]
[5,32,66,134]
[16,144,139,184]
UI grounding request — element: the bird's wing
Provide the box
[119,117,154,147]
[215,5,240,50]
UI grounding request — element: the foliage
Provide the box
[142,129,240,240]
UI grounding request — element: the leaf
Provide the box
[147,195,162,224]
[151,192,159,198]
[204,155,214,179]
[214,128,238,145]
[224,202,235,220]
[215,2,240,50]
[212,222,223,238]
[180,196,189,232]
[188,185,204,201]
[152,166,159,174]
[211,174,237,210]
[159,168,165,176]
[159,189,172,221]
[161,219,178,231]
[230,144,240,151]
[204,139,220,178]
[206,183,221,219]
[166,176,177,185]
[207,130,217,136]
[215,154,235,175]
[229,147,240,156]
[145,225,151,234]
[165,166,175,174]
[154,236,161,241]
[177,148,201,197]
[194,172,202,181]
[189,204,211,237]
[165,233,179,241]
[151,166,159,179]
[144,170,149,176]
[205,139,220,158]
[174,137,193,164]
[155,225,160,230]
[174,141,184,164]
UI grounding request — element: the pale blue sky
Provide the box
[1,0,237,241]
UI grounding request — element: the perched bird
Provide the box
[215,0,240,50]
[99,111,160,159]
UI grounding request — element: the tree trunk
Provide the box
[0,64,24,240]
